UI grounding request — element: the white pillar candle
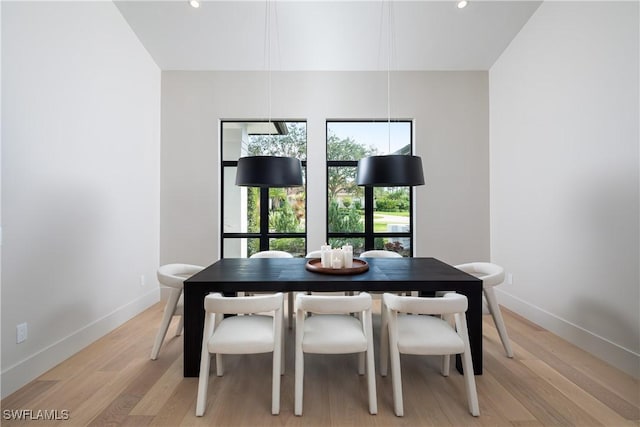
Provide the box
[320,244,332,268]
[331,249,343,269]
[342,245,353,268]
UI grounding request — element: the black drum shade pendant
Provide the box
[356,155,425,187]
[235,156,303,188]
[355,2,425,188]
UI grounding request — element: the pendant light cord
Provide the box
[387,0,392,153]
[264,0,281,141]
[264,0,272,129]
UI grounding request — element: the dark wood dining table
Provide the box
[183,257,483,377]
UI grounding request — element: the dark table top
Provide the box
[185,257,480,293]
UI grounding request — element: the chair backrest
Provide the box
[157,263,203,289]
[296,292,372,315]
[250,251,293,259]
[305,250,323,258]
[204,292,284,315]
[455,262,504,287]
[360,250,402,258]
[383,292,467,316]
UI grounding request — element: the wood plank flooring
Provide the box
[1,301,638,426]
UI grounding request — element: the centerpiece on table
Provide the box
[305,243,369,275]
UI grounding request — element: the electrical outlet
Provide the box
[140,275,145,287]
[16,323,28,343]
[507,273,513,285]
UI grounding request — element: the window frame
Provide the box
[325,119,415,256]
[220,120,308,258]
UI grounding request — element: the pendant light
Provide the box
[356,2,424,187]
[235,0,303,188]
[356,155,424,187]
[236,155,303,188]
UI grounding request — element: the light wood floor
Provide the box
[2,301,638,426]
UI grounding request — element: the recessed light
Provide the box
[189,0,200,8]
[457,0,468,9]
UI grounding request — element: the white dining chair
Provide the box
[380,292,479,417]
[360,250,402,258]
[150,263,203,360]
[294,292,377,416]
[305,250,323,258]
[196,292,284,416]
[250,250,295,328]
[455,262,513,358]
[250,250,294,259]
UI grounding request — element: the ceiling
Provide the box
[115,1,541,71]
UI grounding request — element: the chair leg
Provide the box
[281,309,286,375]
[380,305,389,376]
[389,343,404,417]
[358,352,365,375]
[175,314,184,336]
[294,347,304,415]
[196,353,211,416]
[365,337,377,414]
[150,288,181,360]
[484,287,514,357]
[461,348,480,416]
[288,292,294,329]
[456,311,480,416]
[442,354,451,377]
[272,344,281,414]
[216,354,224,376]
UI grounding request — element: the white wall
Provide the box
[161,71,489,267]
[0,0,3,397]
[1,2,161,397]
[490,1,639,376]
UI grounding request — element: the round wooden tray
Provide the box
[305,258,369,275]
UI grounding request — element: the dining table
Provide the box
[183,256,483,377]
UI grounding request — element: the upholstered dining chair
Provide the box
[196,292,284,416]
[380,292,479,417]
[294,292,377,416]
[360,250,402,258]
[150,263,204,360]
[455,262,513,358]
[305,250,323,259]
[250,250,294,259]
[250,250,295,328]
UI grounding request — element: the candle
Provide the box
[342,244,353,268]
[320,244,332,268]
[331,249,343,269]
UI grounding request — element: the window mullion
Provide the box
[259,187,270,251]
[364,186,374,250]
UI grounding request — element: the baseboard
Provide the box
[0,289,160,399]
[496,288,640,378]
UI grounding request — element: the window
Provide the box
[326,120,414,256]
[221,121,307,258]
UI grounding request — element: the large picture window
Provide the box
[326,120,414,256]
[221,121,307,258]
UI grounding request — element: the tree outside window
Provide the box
[221,121,307,258]
[326,121,414,256]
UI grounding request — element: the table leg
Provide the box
[184,287,209,377]
[456,286,483,375]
